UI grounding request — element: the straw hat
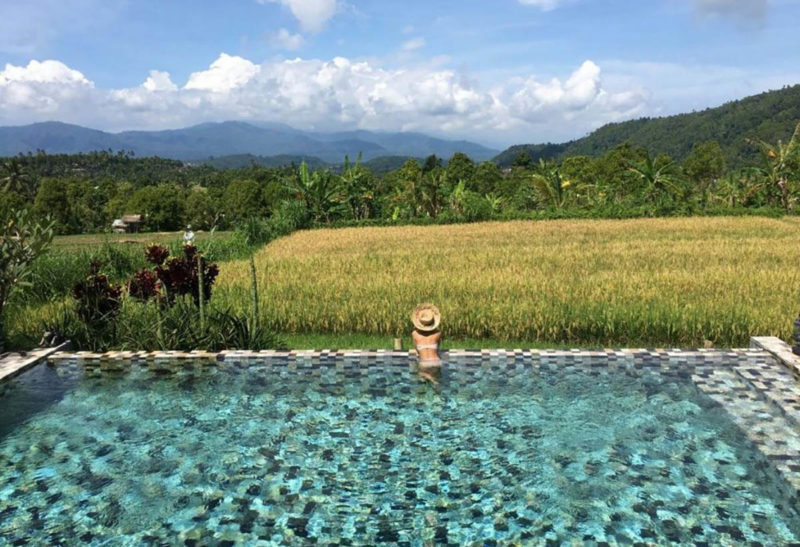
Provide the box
[411,303,441,333]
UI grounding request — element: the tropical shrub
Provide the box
[0,210,54,349]
[132,244,219,306]
[72,260,123,324]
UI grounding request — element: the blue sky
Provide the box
[0,0,798,147]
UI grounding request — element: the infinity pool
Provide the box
[1,353,799,544]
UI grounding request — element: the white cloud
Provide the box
[401,37,426,52]
[142,70,178,92]
[269,28,305,50]
[257,0,338,32]
[0,60,93,115]
[517,0,565,11]
[0,54,653,144]
[0,59,91,86]
[184,54,260,93]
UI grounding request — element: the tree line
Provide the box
[1,123,799,236]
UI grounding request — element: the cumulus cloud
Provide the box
[0,60,93,115]
[142,70,178,92]
[268,28,305,50]
[258,0,338,32]
[0,54,650,143]
[184,54,260,92]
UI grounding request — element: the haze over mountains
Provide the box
[0,121,498,164]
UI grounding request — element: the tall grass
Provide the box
[21,231,250,304]
[214,217,800,347]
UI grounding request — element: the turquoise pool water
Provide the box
[1,360,799,545]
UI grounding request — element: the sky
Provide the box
[0,0,799,148]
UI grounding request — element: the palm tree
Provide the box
[1,159,36,199]
[530,159,570,210]
[625,153,681,206]
[747,122,800,212]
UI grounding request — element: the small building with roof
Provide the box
[112,214,144,233]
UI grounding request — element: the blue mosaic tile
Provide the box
[0,347,792,543]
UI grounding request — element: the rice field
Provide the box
[216,217,800,347]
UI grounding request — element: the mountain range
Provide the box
[0,121,498,164]
[2,83,799,169]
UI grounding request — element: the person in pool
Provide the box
[411,303,442,384]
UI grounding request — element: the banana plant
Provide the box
[747,122,800,212]
[625,153,682,206]
[285,161,345,224]
[340,154,374,221]
[711,172,763,208]
[530,160,570,210]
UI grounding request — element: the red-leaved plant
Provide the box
[73,260,123,322]
[129,244,218,305]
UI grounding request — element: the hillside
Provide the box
[495,84,800,167]
[0,121,498,164]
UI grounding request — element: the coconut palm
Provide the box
[1,159,36,199]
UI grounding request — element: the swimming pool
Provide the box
[2,349,800,544]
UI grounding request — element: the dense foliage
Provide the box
[0,116,798,240]
[0,210,54,349]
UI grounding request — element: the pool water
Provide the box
[1,360,799,545]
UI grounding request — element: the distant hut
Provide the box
[112,214,144,233]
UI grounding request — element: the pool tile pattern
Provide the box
[0,349,798,544]
[0,340,792,543]
[45,343,800,518]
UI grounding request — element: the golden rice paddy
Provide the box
[217,217,800,347]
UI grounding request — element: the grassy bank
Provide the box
[215,216,800,347]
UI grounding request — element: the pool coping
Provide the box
[0,342,70,385]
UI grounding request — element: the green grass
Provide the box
[51,230,232,250]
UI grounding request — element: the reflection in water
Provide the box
[0,364,75,440]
